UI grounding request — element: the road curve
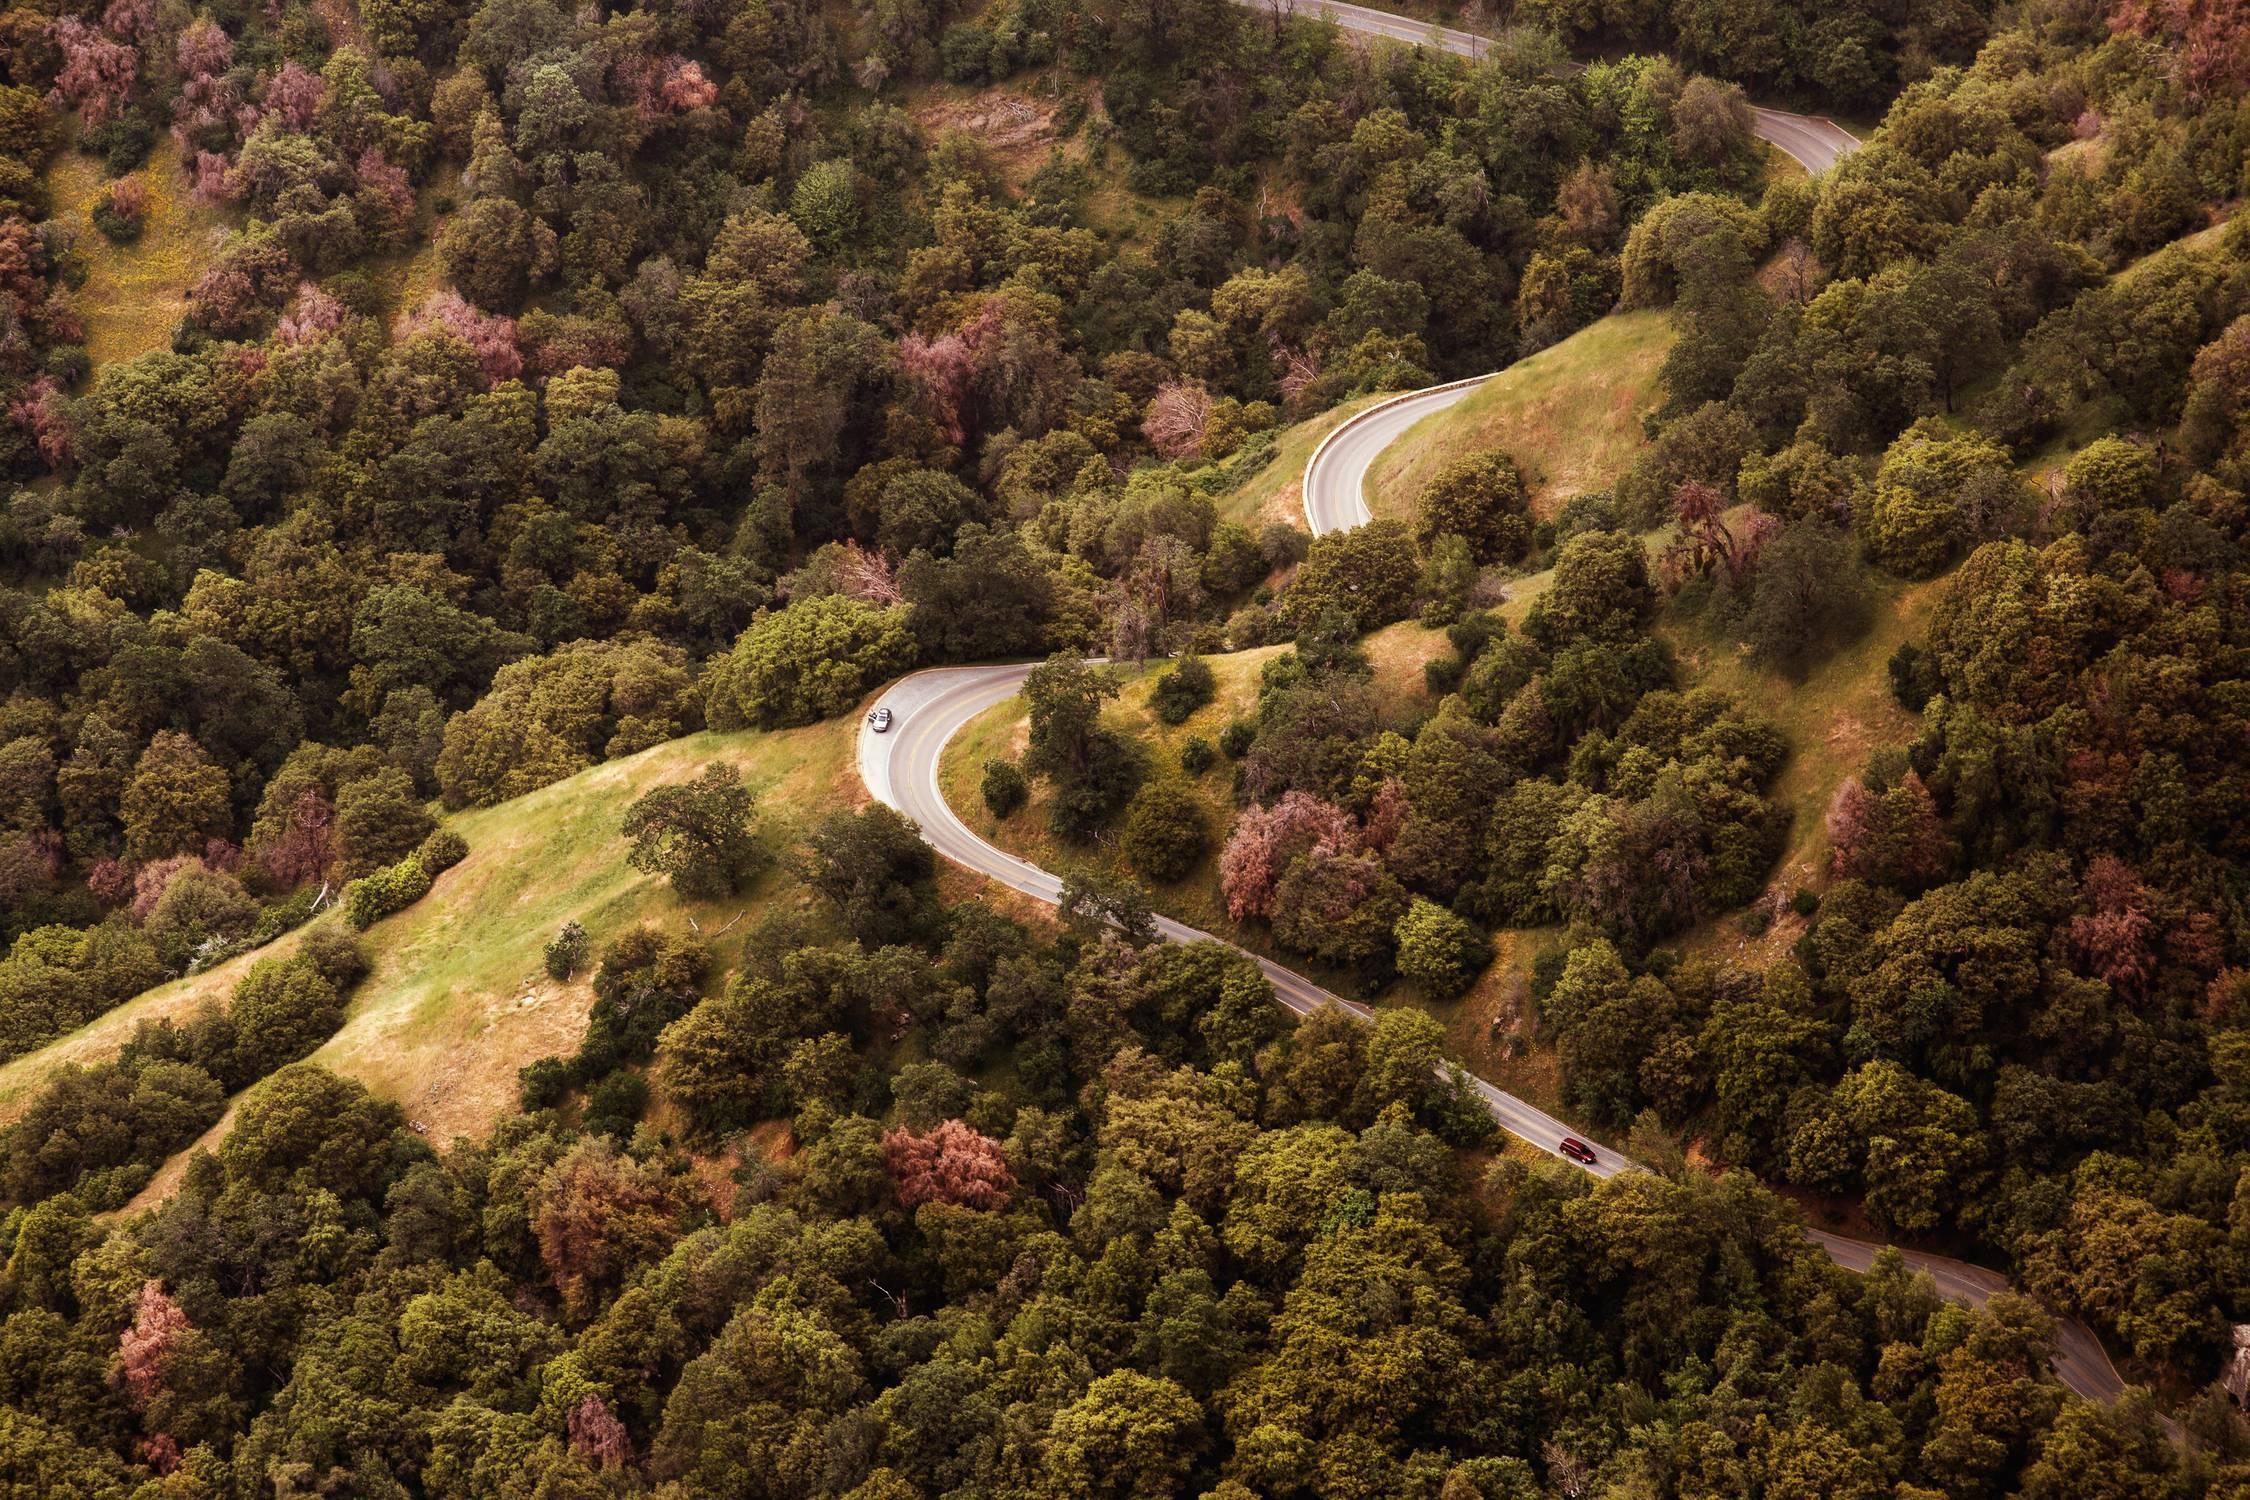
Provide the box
[1234,0,1863,174]
[1301,379,1484,536]
[852,37,2121,1402]
[857,662,1634,1180]
[1288,303,2134,1412]
[853,669,2131,1402]
[1805,1231,2126,1405]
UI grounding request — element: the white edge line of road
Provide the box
[861,667,1632,1177]
[1298,375,1495,534]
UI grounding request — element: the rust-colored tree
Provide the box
[1217,790,1360,921]
[568,1393,633,1470]
[1826,771,1952,890]
[883,1119,1015,1211]
[2110,0,2250,97]
[2067,855,2158,1003]
[115,1280,190,1413]
[532,1140,684,1319]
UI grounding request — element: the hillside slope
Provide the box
[1365,310,1674,520]
[0,718,859,1146]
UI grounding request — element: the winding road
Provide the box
[1277,0,1861,533]
[1236,0,1864,175]
[854,665,2127,1400]
[851,33,2127,1404]
[858,662,1631,1180]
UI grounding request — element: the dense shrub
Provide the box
[701,597,918,730]
[1414,452,1533,564]
[981,758,1028,818]
[342,852,438,930]
[545,920,589,980]
[1394,897,1491,998]
[1148,655,1217,724]
[415,826,468,875]
[1119,779,1209,883]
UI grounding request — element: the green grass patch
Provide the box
[1203,392,1392,532]
[1366,309,1674,524]
[0,716,861,1151]
[1659,566,1945,961]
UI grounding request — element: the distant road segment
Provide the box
[1234,0,1864,173]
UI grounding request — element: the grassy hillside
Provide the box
[48,141,228,369]
[1662,571,1943,962]
[936,621,1451,940]
[1365,309,1675,522]
[1206,393,1393,531]
[0,716,861,1151]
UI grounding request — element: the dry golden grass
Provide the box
[1366,309,1675,523]
[0,932,307,1123]
[905,85,1073,182]
[49,140,230,370]
[300,719,859,1145]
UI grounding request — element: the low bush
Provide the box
[1149,655,1217,725]
[982,759,1029,818]
[545,920,589,980]
[342,848,441,931]
[416,827,468,874]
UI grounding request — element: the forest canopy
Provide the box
[1,0,2249,1488]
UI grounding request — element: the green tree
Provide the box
[1414,452,1532,564]
[224,954,347,1085]
[217,1063,412,1201]
[1525,529,1655,646]
[981,758,1028,817]
[1120,779,1209,883]
[622,762,763,900]
[120,732,232,863]
[334,765,435,874]
[1734,520,1869,672]
[435,196,552,311]
[1039,1372,1206,1500]
[800,805,942,947]
[1058,869,1159,947]
[1283,520,1420,631]
[1392,898,1490,999]
[1787,1060,1984,1232]
[704,596,918,730]
[1024,655,1120,781]
[1864,421,2020,579]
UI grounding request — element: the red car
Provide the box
[1558,1137,1598,1166]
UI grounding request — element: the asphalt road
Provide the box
[1301,378,1485,536]
[858,662,1635,1180]
[854,670,2129,1401]
[850,31,2124,1404]
[1234,0,1864,174]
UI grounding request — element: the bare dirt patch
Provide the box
[910,88,1065,177]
